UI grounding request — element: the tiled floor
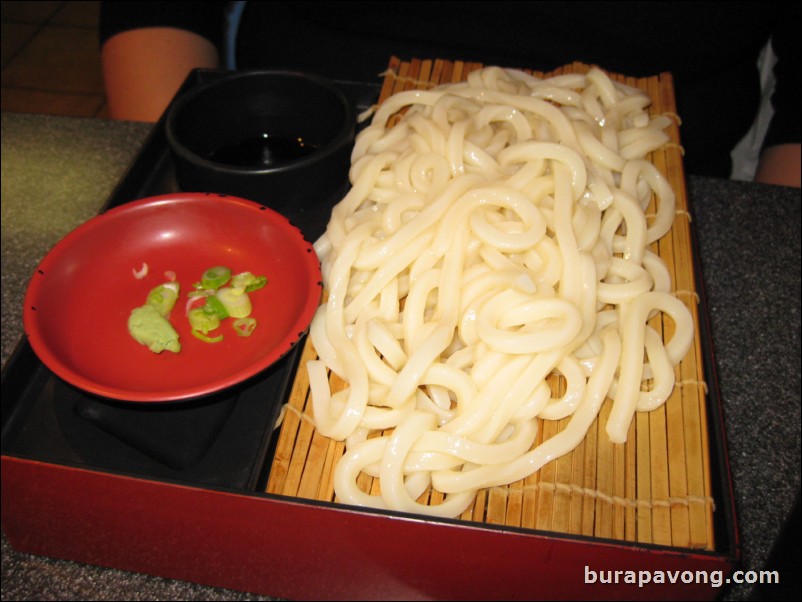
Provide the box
[1,0,108,118]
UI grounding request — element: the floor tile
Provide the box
[0,86,104,117]
[0,1,64,24]
[2,1,106,119]
[1,21,37,68]
[1,25,104,94]
[50,1,99,28]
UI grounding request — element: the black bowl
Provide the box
[165,70,355,214]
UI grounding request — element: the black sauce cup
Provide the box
[165,70,356,215]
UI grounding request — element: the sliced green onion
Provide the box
[202,295,229,319]
[188,307,220,334]
[191,329,223,343]
[246,275,267,292]
[146,282,180,316]
[232,317,257,337]
[185,290,211,316]
[201,266,232,290]
[216,287,252,319]
[231,272,268,292]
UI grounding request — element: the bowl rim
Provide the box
[165,70,356,176]
[22,192,324,403]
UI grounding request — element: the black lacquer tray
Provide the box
[0,70,380,492]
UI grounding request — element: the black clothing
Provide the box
[100,1,801,179]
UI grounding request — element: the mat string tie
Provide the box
[677,379,709,395]
[673,289,701,304]
[644,209,692,224]
[486,481,716,512]
[660,111,683,125]
[379,68,439,90]
[663,142,686,156]
[275,402,317,429]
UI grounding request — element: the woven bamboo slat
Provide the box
[266,57,715,551]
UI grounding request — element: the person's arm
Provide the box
[102,27,220,122]
[754,143,801,188]
[753,4,800,188]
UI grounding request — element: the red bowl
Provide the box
[22,193,322,402]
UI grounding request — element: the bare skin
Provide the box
[755,144,801,188]
[101,27,220,122]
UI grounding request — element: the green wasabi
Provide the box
[128,305,181,353]
[128,281,181,354]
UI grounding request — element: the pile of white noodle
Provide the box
[307,66,694,519]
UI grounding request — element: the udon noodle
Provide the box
[306,66,694,518]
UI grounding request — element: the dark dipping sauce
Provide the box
[207,134,319,168]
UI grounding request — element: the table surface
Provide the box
[1,111,800,601]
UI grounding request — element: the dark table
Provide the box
[1,112,799,601]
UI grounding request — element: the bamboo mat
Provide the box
[266,57,715,551]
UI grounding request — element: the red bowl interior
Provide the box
[23,193,322,402]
